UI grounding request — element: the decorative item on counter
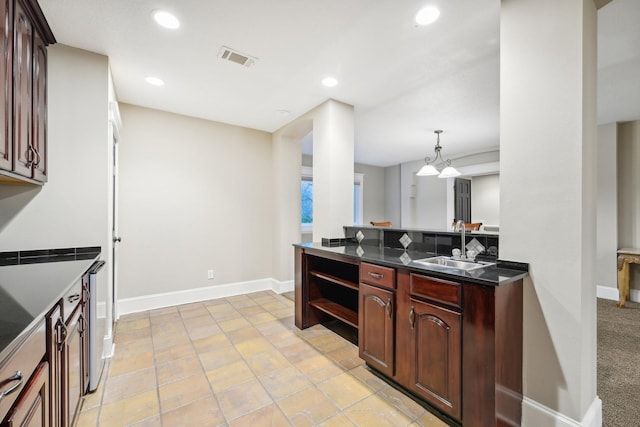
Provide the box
[321,237,350,247]
[452,248,461,259]
[399,233,412,249]
[466,237,485,255]
[356,230,364,243]
[399,251,412,265]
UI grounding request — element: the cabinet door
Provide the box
[1,362,49,427]
[46,303,63,427]
[359,283,394,377]
[12,0,33,178]
[31,29,46,182]
[0,0,11,171]
[409,299,461,419]
[63,308,84,427]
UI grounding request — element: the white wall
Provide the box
[0,45,110,256]
[597,123,617,291]
[384,164,401,227]
[501,0,599,425]
[117,104,273,299]
[354,163,385,225]
[471,174,500,225]
[617,119,640,291]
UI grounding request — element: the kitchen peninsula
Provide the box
[294,227,528,427]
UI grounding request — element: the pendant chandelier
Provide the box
[416,130,461,178]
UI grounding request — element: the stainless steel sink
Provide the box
[413,256,495,271]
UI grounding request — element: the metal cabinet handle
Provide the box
[113,236,122,243]
[57,318,68,351]
[0,371,23,402]
[78,313,86,334]
[33,146,40,166]
[68,294,80,303]
[368,272,384,280]
[25,146,34,167]
[386,298,392,319]
[409,306,415,330]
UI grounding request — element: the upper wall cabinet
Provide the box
[0,0,54,184]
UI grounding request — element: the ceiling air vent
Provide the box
[217,46,257,67]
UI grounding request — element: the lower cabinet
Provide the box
[407,298,461,419]
[62,306,86,427]
[46,287,88,427]
[0,362,49,427]
[358,283,394,377]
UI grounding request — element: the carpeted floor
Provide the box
[597,298,640,427]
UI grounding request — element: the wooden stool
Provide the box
[616,248,640,308]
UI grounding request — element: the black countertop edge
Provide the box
[0,246,101,266]
[294,243,528,286]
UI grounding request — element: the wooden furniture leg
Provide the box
[617,256,630,308]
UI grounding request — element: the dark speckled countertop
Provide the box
[0,248,100,362]
[294,243,528,286]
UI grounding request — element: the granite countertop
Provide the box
[295,242,528,286]
[0,257,99,361]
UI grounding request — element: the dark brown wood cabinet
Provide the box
[1,362,49,427]
[358,283,394,377]
[46,281,88,427]
[0,0,12,171]
[407,298,461,419]
[295,246,524,426]
[62,306,85,427]
[0,0,54,184]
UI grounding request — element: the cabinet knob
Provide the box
[0,371,24,401]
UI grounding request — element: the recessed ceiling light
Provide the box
[145,76,165,86]
[415,6,440,26]
[322,76,338,88]
[153,10,180,29]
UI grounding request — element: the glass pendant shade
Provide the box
[438,166,461,178]
[417,164,440,176]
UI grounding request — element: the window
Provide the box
[301,167,364,232]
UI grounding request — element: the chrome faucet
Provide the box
[454,220,466,259]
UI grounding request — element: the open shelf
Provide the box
[310,270,359,291]
[309,298,358,329]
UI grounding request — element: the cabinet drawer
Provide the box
[0,322,46,421]
[62,279,82,321]
[410,273,461,308]
[360,263,396,290]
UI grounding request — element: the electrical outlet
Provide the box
[207,269,214,279]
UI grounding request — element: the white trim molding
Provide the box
[118,278,294,315]
[522,396,602,427]
[596,285,640,302]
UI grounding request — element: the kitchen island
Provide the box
[294,239,527,427]
[0,247,100,427]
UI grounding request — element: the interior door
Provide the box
[454,178,471,223]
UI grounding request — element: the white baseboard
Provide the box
[596,285,640,302]
[117,278,292,315]
[272,279,294,294]
[522,396,602,427]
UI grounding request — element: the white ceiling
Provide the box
[39,0,640,167]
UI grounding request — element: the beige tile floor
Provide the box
[77,291,448,427]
